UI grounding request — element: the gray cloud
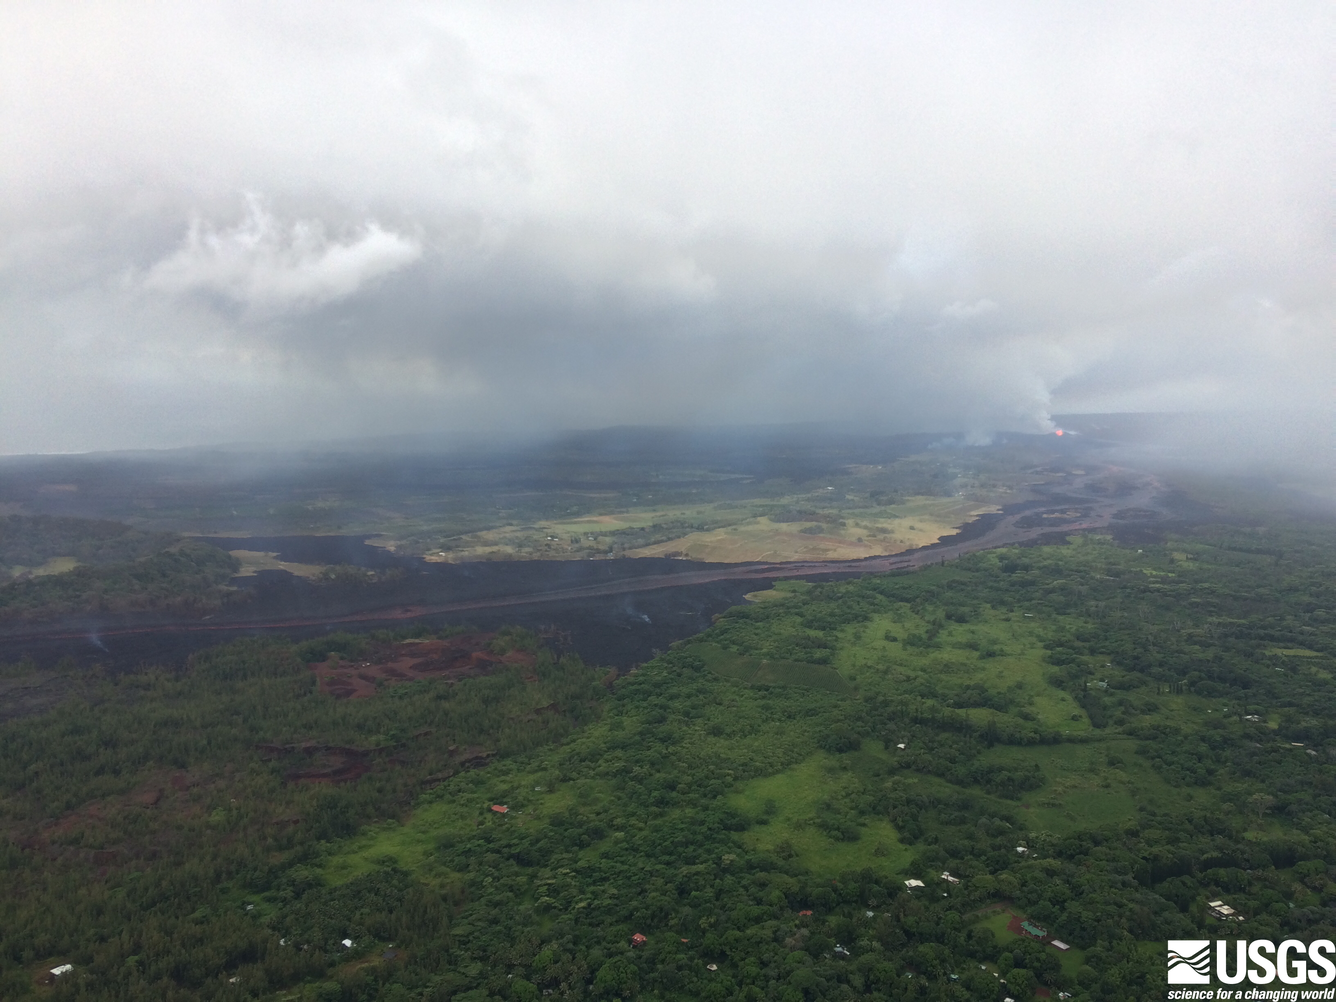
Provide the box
[0,0,1332,454]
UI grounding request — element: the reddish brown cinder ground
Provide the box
[308,632,537,700]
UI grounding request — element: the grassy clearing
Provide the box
[227,549,329,579]
[973,908,1089,981]
[973,740,1193,833]
[835,605,1091,733]
[325,764,585,885]
[629,497,999,562]
[2,555,80,580]
[729,752,913,877]
[687,642,853,694]
[419,495,999,563]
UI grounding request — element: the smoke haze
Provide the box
[1,1,1332,456]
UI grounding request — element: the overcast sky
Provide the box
[1,1,1331,454]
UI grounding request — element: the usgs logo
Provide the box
[1168,940,1336,991]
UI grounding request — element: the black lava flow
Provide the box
[2,539,769,672]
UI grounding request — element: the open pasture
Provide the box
[227,548,329,579]
[686,641,853,694]
[729,752,913,876]
[628,496,999,562]
[832,603,1092,733]
[420,494,999,563]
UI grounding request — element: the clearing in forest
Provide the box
[685,642,852,694]
[420,495,999,563]
[729,752,912,876]
[309,633,537,699]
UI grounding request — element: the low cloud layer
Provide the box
[0,1,1332,454]
[142,196,422,313]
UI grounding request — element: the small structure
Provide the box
[50,964,74,977]
[706,963,718,972]
[491,804,508,813]
[833,944,851,958]
[1020,920,1048,939]
[1208,900,1244,922]
[940,871,961,884]
[896,743,907,750]
[904,879,925,890]
[630,933,647,946]
[1244,715,1262,722]
[1050,940,1071,951]
[798,909,813,916]
[341,938,354,949]
[1015,846,1029,855]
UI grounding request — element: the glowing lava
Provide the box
[1054,428,1064,436]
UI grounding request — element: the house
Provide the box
[631,933,647,946]
[896,743,907,750]
[798,909,813,916]
[1015,846,1029,855]
[1244,715,1262,722]
[51,964,74,977]
[904,879,925,889]
[834,944,851,958]
[491,804,508,813]
[1020,920,1048,939]
[1208,900,1244,922]
[1050,940,1071,951]
[706,964,718,972]
[940,871,961,884]
[342,939,354,948]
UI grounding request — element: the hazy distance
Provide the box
[1,1,1332,458]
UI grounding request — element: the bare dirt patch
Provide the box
[309,633,538,700]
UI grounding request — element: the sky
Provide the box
[0,1,1332,454]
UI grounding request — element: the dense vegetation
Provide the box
[5,502,1336,1000]
[0,541,239,621]
[0,516,179,574]
[0,515,245,621]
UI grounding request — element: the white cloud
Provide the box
[141,196,421,312]
[941,299,999,320]
[0,0,1332,453]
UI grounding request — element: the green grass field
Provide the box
[729,752,913,876]
[687,642,853,694]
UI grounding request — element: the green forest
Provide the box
[0,516,239,621]
[4,501,1336,1001]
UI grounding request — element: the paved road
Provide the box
[5,467,1167,642]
